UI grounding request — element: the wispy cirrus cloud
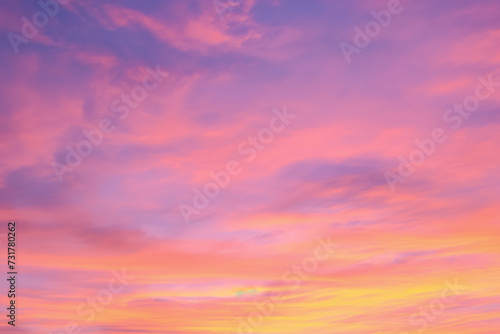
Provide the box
[1,0,500,333]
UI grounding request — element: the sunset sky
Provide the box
[1,0,500,333]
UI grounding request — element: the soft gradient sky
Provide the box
[1,0,500,333]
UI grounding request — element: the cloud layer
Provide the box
[0,0,499,333]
